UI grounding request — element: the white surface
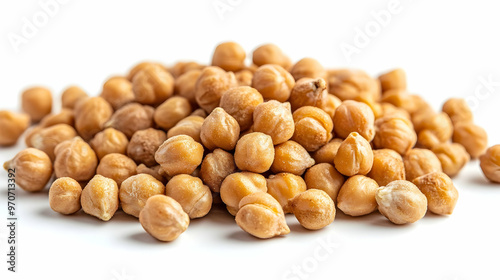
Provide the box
[1,1,500,280]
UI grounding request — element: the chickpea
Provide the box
[337,175,379,216]
[235,69,253,86]
[127,61,165,81]
[39,109,74,128]
[90,128,129,160]
[21,86,52,122]
[220,86,263,131]
[127,128,167,167]
[220,172,267,215]
[3,148,53,192]
[234,132,274,173]
[195,66,238,113]
[334,132,373,176]
[373,116,417,155]
[54,137,98,181]
[96,153,137,186]
[174,69,201,106]
[312,138,343,164]
[417,130,440,149]
[452,121,488,158]
[81,175,119,221]
[381,90,421,115]
[0,111,30,146]
[170,61,204,78]
[480,145,500,183]
[211,41,246,72]
[155,135,204,177]
[289,78,328,111]
[200,107,240,151]
[320,94,342,120]
[74,96,113,141]
[412,172,459,215]
[271,140,315,175]
[266,173,306,213]
[432,143,470,177]
[413,112,453,143]
[49,177,82,215]
[252,44,291,69]
[27,124,78,161]
[328,69,381,104]
[368,149,406,186]
[105,103,154,138]
[251,64,295,102]
[403,148,442,181]
[292,106,333,151]
[333,100,375,141]
[442,98,473,125]
[236,192,290,239]
[166,174,212,219]
[200,149,236,192]
[61,86,87,109]
[304,163,345,202]
[253,101,295,145]
[136,164,166,183]
[120,174,165,217]
[132,64,174,106]
[290,58,326,81]
[290,189,336,230]
[377,102,410,120]
[378,68,407,92]
[191,108,207,118]
[154,96,192,131]
[100,76,135,110]
[167,115,204,142]
[375,180,427,225]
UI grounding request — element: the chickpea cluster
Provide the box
[2,42,499,242]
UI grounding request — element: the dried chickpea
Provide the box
[24,126,42,147]
[61,86,87,109]
[452,121,488,158]
[367,149,405,186]
[21,86,52,122]
[211,41,246,72]
[96,153,137,186]
[266,173,306,213]
[154,96,192,131]
[480,145,500,183]
[170,61,204,78]
[191,108,207,118]
[252,44,291,69]
[271,140,315,175]
[381,90,420,115]
[337,175,379,216]
[3,148,53,192]
[220,172,267,215]
[139,195,190,242]
[234,132,274,173]
[200,107,240,150]
[292,106,333,151]
[90,128,129,160]
[236,192,290,239]
[378,68,407,92]
[167,115,204,142]
[200,149,236,192]
[413,112,453,143]
[49,177,82,215]
[403,148,442,181]
[166,174,212,219]
[432,143,470,177]
[127,61,165,81]
[251,64,295,102]
[289,78,328,111]
[377,102,411,120]
[328,69,381,104]
[253,101,294,145]
[220,86,263,131]
[27,124,78,161]
[334,132,373,176]
[333,100,375,141]
[174,69,201,106]
[373,116,417,155]
[128,128,167,167]
[375,180,427,225]
[105,103,154,138]
[54,137,98,181]
[320,94,342,120]
[442,98,473,125]
[81,175,119,221]
[120,174,165,217]
[235,69,253,86]
[411,106,436,131]
[132,64,174,106]
[0,111,30,146]
[39,109,74,128]
[312,138,343,164]
[155,135,204,177]
[412,172,459,215]
[290,58,326,81]
[100,76,135,110]
[304,163,345,202]
[74,96,113,141]
[195,66,238,113]
[417,130,440,149]
[290,189,336,230]
[136,164,166,182]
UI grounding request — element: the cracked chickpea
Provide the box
[22,86,52,122]
[251,64,295,102]
[211,41,246,72]
[432,143,470,177]
[289,78,328,111]
[4,148,53,192]
[74,96,113,141]
[290,189,336,230]
[312,138,343,164]
[480,145,500,183]
[452,121,488,158]
[333,100,375,141]
[195,66,237,113]
[61,86,88,109]
[54,137,98,181]
[200,149,236,193]
[403,148,442,182]
[413,172,459,215]
[220,172,267,215]
[26,124,77,161]
[200,107,240,151]
[96,153,137,186]
[292,106,333,152]
[373,116,417,155]
[253,100,294,145]
[290,57,326,81]
[49,177,82,215]
[368,149,406,186]
[132,63,174,106]
[334,132,373,177]
[337,175,379,216]
[0,110,30,146]
[105,103,154,138]
[167,115,204,143]
[166,174,212,219]
[128,128,167,167]
[100,76,135,110]
[155,135,204,177]
[154,96,192,131]
[304,163,345,202]
[234,132,274,173]
[90,128,129,160]
[272,140,315,175]
[266,173,306,213]
[120,174,165,217]
[252,44,291,69]
[81,175,119,221]
[220,86,263,131]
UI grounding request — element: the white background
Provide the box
[1,1,500,280]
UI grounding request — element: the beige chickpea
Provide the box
[200,107,240,151]
[337,175,379,216]
[81,175,119,221]
[127,61,165,81]
[334,132,373,176]
[367,149,405,186]
[290,189,336,230]
[417,130,441,149]
[219,86,263,131]
[234,132,274,173]
[251,64,295,102]
[200,149,236,193]
[96,153,137,186]
[136,164,166,183]
[154,96,192,131]
[90,128,129,160]
[442,98,473,125]
[304,163,345,202]
[320,94,343,120]
[235,69,253,86]
[167,115,204,142]
[328,69,381,104]
[211,41,246,72]
[252,44,291,69]
[166,174,212,219]
[292,106,333,152]
[290,58,326,81]
[413,112,453,143]
[220,172,267,215]
[74,96,113,141]
[100,76,135,110]
[155,135,204,177]
[27,124,77,161]
[381,90,421,115]
[0,111,30,146]
[412,172,459,215]
[174,69,201,106]
[266,173,306,213]
[253,101,295,145]
[289,78,328,111]
[373,116,417,155]
[105,103,154,138]
[377,102,411,120]
[4,148,53,192]
[54,137,98,181]
[22,86,52,122]
[312,138,343,164]
[39,109,75,128]
[132,64,174,106]
[432,143,470,177]
[170,61,204,78]
[195,66,238,113]
[480,145,500,183]
[378,68,407,92]
[127,128,167,167]
[272,140,315,175]
[452,121,488,158]
[61,86,88,109]
[403,148,442,181]
[49,177,82,215]
[120,174,165,217]
[333,100,375,141]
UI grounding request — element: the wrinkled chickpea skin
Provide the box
[155,135,204,177]
[376,180,427,225]
[120,174,165,218]
[166,174,212,219]
[4,148,53,192]
[200,149,236,193]
[234,132,274,173]
[412,172,458,215]
[290,189,336,230]
[292,106,333,152]
[49,177,82,215]
[253,100,295,145]
[81,175,119,221]
[219,86,263,131]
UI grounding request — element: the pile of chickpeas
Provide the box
[2,42,500,241]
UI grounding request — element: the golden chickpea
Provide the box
[170,61,204,78]
[252,44,292,69]
[128,128,167,167]
[334,132,373,176]
[452,121,488,158]
[312,138,343,164]
[381,90,421,115]
[368,149,405,186]
[27,124,78,161]
[304,163,345,202]
[200,149,236,192]
[480,145,500,183]
[412,172,459,215]
[96,153,137,186]
[403,148,442,181]
[191,108,207,118]
[266,173,306,213]
[90,128,129,160]
[320,94,342,120]
[220,172,267,215]
[377,102,410,120]
[200,107,240,151]
[49,177,82,215]
[219,86,263,131]
[271,140,315,175]
[136,164,166,183]
[39,109,75,128]
[155,135,204,177]
[328,69,381,104]
[154,96,192,131]
[0,111,30,146]
[292,106,333,152]
[235,69,253,87]
[442,98,473,125]
[333,100,375,141]
[166,174,212,219]
[290,189,336,230]
[81,175,119,221]
[253,101,295,145]
[21,86,52,122]
[417,130,440,149]
[236,192,290,239]
[234,132,275,173]
[100,76,135,110]
[174,69,201,106]
[289,78,328,111]
[167,115,204,143]
[120,174,165,217]
[290,58,326,81]
[3,148,53,192]
[54,137,98,181]
[373,116,417,155]
[378,68,407,92]
[195,66,238,113]
[74,96,113,141]
[132,64,174,106]
[432,143,470,177]
[127,61,165,81]
[211,41,246,72]
[337,175,379,216]
[105,103,154,138]
[251,64,295,102]
[61,86,88,109]
[413,112,453,143]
